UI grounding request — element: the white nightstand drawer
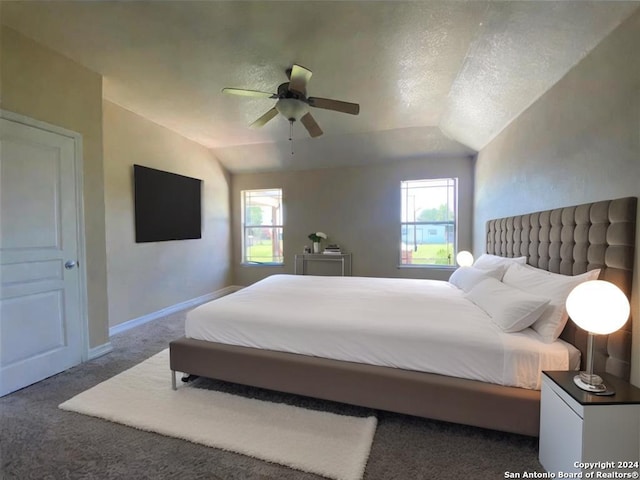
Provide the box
[540,378,582,473]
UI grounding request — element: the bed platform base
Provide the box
[169,336,541,436]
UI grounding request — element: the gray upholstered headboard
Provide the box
[485,197,637,380]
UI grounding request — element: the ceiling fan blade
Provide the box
[308,97,360,115]
[222,88,277,99]
[250,108,279,128]
[288,64,313,95]
[300,112,323,138]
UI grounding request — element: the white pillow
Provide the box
[502,263,601,343]
[473,254,527,279]
[466,278,550,333]
[448,266,503,293]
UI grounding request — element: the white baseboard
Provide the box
[88,342,113,360]
[109,285,243,337]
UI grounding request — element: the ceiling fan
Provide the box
[222,64,360,138]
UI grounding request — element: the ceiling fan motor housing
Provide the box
[277,82,302,98]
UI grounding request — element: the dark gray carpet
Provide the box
[1,311,543,479]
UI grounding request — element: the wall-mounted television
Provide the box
[133,165,202,243]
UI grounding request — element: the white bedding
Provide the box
[186,274,580,390]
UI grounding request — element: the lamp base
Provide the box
[573,373,615,396]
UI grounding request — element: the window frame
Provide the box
[240,188,284,266]
[399,177,458,268]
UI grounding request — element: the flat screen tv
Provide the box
[133,165,202,243]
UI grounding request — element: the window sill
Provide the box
[397,264,456,270]
[241,262,285,267]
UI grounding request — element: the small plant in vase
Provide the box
[308,232,327,253]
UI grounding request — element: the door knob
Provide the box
[64,260,78,270]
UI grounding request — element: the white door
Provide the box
[0,116,85,397]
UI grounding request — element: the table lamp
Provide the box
[565,280,630,394]
[456,251,474,267]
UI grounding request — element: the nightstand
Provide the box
[539,371,640,475]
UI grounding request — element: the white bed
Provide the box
[186,273,579,390]
[171,197,636,436]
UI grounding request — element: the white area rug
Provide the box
[59,349,377,480]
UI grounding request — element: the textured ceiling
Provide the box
[1,1,638,173]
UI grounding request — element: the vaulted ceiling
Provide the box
[2,1,638,172]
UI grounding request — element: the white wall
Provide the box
[103,101,232,328]
[474,11,640,385]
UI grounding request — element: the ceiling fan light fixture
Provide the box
[275,98,309,122]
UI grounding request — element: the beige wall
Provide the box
[474,11,640,385]
[0,26,232,341]
[232,157,474,286]
[1,26,110,348]
[103,101,232,327]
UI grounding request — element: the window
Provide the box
[400,178,457,266]
[241,189,283,264]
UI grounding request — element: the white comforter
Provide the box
[186,274,579,389]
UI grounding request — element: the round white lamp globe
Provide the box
[456,251,474,267]
[566,280,629,335]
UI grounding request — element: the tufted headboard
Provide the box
[485,197,637,380]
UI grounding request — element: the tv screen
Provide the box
[133,165,202,243]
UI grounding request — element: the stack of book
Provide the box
[323,244,343,255]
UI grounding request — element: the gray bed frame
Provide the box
[170,197,637,436]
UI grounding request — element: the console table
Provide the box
[294,253,352,276]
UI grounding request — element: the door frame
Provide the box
[1,109,89,361]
